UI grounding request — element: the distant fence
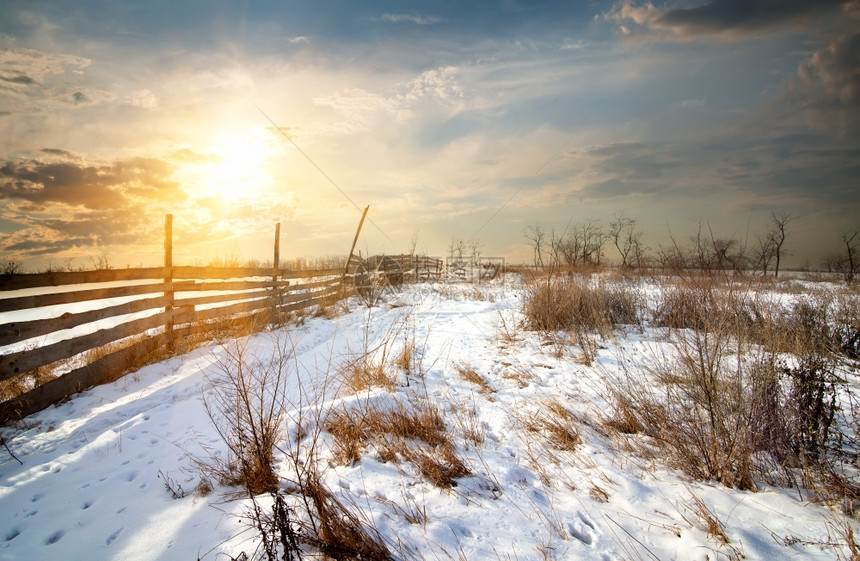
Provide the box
[0,214,442,423]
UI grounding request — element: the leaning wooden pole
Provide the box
[164,214,175,352]
[341,205,370,285]
[273,222,281,282]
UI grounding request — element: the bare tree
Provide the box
[842,229,859,284]
[609,214,644,269]
[408,230,419,256]
[559,218,605,266]
[448,237,465,261]
[468,239,483,266]
[548,227,564,268]
[754,233,777,276]
[769,211,797,278]
[524,224,546,267]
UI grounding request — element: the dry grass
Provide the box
[522,273,640,337]
[501,365,534,389]
[395,338,415,374]
[452,361,496,397]
[301,470,392,560]
[342,356,395,394]
[325,397,469,488]
[517,399,581,454]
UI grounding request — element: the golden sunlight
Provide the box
[187,128,276,201]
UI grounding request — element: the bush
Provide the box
[202,339,290,495]
[612,280,851,492]
[522,273,640,336]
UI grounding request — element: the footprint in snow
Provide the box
[5,528,20,542]
[45,530,64,545]
[82,500,94,510]
[567,518,595,546]
[106,528,123,546]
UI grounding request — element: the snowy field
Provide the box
[0,275,857,560]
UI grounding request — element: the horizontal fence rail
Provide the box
[0,213,446,423]
[0,268,442,423]
[0,266,348,422]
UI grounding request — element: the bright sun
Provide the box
[192,129,275,201]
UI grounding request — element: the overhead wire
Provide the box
[256,104,393,244]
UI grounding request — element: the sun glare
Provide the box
[190,129,276,201]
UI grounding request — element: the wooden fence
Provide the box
[0,214,442,423]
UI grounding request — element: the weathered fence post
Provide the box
[164,214,174,352]
[341,205,369,286]
[272,222,282,323]
[273,222,281,282]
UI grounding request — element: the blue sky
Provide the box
[1,0,858,269]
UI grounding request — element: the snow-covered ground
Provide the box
[0,276,857,560]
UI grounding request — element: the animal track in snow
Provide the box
[45,530,64,545]
[106,527,123,546]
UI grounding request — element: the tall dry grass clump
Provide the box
[325,396,468,488]
[522,272,640,336]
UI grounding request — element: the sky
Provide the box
[1,0,858,270]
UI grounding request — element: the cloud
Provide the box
[405,66,463,101]
[657,0,845,37]
[0,48,91,84]
[0,48,115,110]
[0,156,182,210]
[605,0,847,39]
[576,142,681,199]
[287,36,309,44]
[40,148,76,157]
[125,88,157,109]
[313,87,410,133]
[797,32,860,106]
[381,13,442,25]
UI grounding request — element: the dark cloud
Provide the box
[0,73,36,85]
[797,32,860,106]
[588,142,678,181]
[0,156,183,209]
[783,30,860,134]
[577,143,679,200]
[5,236,95,255]
[40,148,76,157]
[655,0,845,36]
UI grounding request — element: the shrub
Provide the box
[522,273,640,336]
[202,339,290,495]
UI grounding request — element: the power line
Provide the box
[256,104,393,244]
[468,111,599,243]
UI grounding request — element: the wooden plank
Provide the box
[174,280,291,292]
[280,268,343,279]
[0,268,166,291]
[0,282,175,313]
[177,289,273,308]
[0,295,171,346]
[0,266,347,293]
[171,266,278,280]
[0,308,191,382]
[0,329,175,424]
[175,278,336,309]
